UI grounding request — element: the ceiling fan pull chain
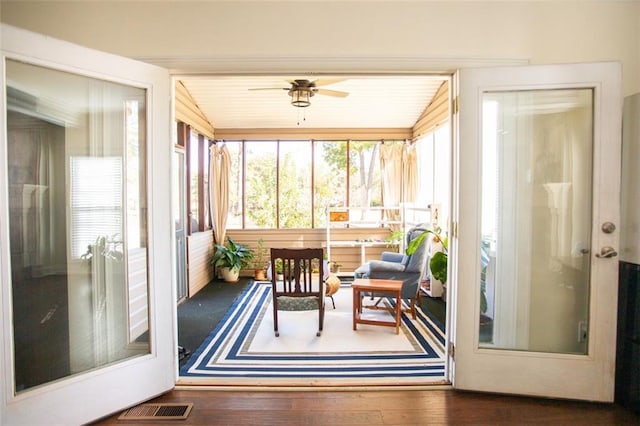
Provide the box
[297,108,307,126]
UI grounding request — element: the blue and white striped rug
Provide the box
[180,280,447,386]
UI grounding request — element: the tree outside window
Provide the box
[226,141,243,229]
[278,141,312,228]
[226,139,388,229]
[348,141,382,221]
[245,141,277,228]
[314,141,347,228]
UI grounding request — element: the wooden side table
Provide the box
[352,278,403,334]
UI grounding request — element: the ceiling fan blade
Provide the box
[248,87,289,91]
[313,78,347,87]
[315,88,349,98]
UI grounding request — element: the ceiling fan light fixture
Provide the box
[290,88,311,107]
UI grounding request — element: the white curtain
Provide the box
[209,143,231,245]
[380,143,404,226]
[380,142,418,220]
[403,143,418,204]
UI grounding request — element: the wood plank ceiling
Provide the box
[178,75,449,131]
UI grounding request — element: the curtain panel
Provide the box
[209,143,231,245]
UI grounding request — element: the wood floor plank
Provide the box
[91,388,639,425]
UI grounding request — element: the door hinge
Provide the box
[451,221,458,238]
[449,342,455,359]
[452,96,459,114]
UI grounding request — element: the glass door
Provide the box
[7,59,152,390]
[452,62,621,401]
[1,24,174,425]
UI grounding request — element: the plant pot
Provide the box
[220,266,240,283]
[254,269,267,281]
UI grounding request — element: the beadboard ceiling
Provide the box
[178,75,448,130]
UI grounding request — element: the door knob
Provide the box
[601,222,616,234]
[595,246,618,258]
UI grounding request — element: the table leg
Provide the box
[352,288,358,330]
[395,290,401,334]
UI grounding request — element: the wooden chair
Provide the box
[270,248,325,337]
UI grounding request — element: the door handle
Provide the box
[595,246,618,258]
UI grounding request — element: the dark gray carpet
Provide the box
[178,278,251,367]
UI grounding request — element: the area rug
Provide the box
[179,280,447,386]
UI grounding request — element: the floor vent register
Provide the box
[118,403,193,421]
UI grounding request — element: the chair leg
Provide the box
[317,301,324,337]
[410,297,417,320]
[273,298,280,337]
[329,295,335,309]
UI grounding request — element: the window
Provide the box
[227,139,393,229]
[70,156,122,259]
[226,141,243,228]
[184,126,212,234]
[313,141,347,226]
[415,123,451,227]
[244,141,276,228]
[278,141,312,228]
[188,131,199,231]
[348,141,382,221]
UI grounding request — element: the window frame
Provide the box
[180,122,212,235]
[227,139,394,230]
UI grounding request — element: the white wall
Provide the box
[1,1,639,95]
[621,93,640,264]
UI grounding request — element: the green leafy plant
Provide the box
[251,238,267,270]
[274,258,284,274]
[385,229,405,243]
[407,227,488,314]
[406,227,448,284]
[211,237,253,271]
[384,229,405,248]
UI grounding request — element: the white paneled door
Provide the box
[0,24,175,425]
[452,62,621,401]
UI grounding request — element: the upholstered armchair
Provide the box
[353,226,429,319]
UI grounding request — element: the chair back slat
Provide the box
[270,248,324,298]
[269,247,326,337]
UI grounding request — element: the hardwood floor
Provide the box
[92,388,638,425]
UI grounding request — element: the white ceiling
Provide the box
[179,75,448,130]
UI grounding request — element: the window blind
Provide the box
[70,156,123,258]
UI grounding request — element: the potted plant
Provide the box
[211,237,253,283]
[406,226,447,281]
[329,261,342,274]
[274,258,284,281]
[251,238,268,281]
[406,226,488,313]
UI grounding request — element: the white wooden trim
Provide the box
[140,56,530,75]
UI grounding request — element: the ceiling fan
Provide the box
[249,79,349,107]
